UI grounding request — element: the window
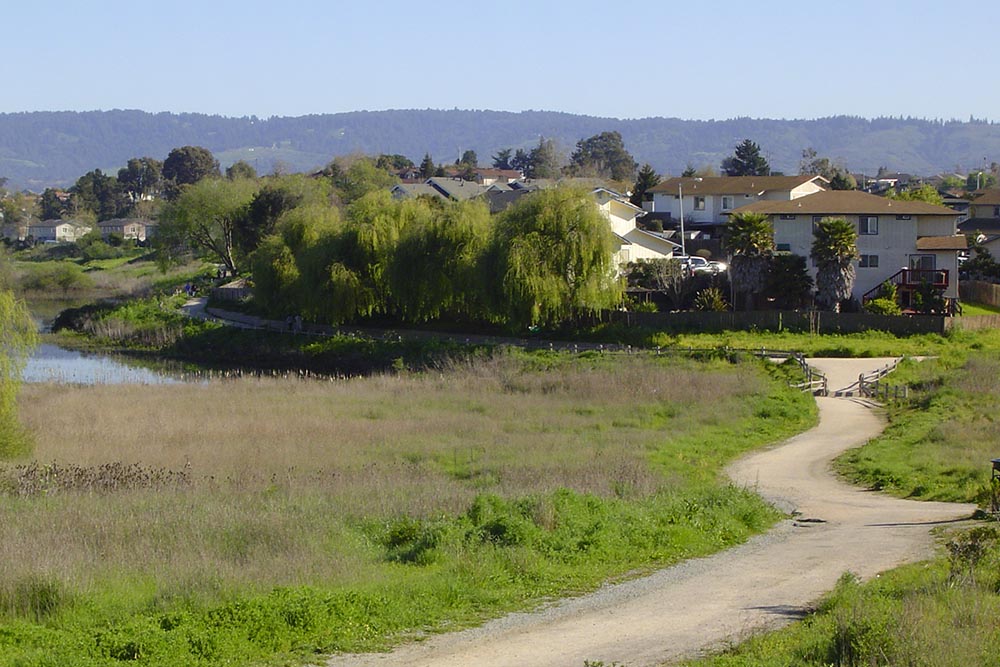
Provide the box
[895,215,912,220]
[909,254,936,270]
[721,196,734,210]
[994,206,1000,217]
[859,254,879,268]
[779,214,797,220]
[859,216,878,235]
[693,196,705,211]
[776,243,791,252]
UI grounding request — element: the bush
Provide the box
[19,262,94,294]
[864,297,901,315]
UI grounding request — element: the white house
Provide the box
[645,175,828,224]
[28,219,92,243]
[732,190,965,307]
[591,188,678,267]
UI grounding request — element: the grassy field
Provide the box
[0,351,816,666]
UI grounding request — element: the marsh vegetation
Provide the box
[0,351,814,665]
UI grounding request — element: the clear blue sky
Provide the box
[3,0,995,121]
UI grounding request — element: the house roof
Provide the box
[916,235,968,251]
[731,190,960,217]
[29,219,91,229]
[97,217,153,228]
[392,183,444,199]
[959,217,1000,233]
[648,175,826,196]
[971,188,1000,206]
[426,177,489,201]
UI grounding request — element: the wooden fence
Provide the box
[961,280,1000,308]
[616,310,949,335]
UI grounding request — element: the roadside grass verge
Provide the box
[683,524,1000,667]
[836,352,1000,505]
[2,352,816,666]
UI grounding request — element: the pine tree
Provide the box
[721,139,770,177]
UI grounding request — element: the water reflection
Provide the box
[24,343,185,385]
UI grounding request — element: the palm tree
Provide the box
[811,217,858,312]
[723,211,774,310]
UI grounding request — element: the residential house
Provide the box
[644,175,828,225]
[732,190,965,308]
[959,188,1000,256]
[391,177,490,202]
[28,219,92,243]
[97,218,156,242]
[592,188,678,267]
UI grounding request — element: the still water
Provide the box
[24,343,184,385]
[24,299,188,385]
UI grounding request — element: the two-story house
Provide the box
[644,175,828,225]
[28,219,92,243]
[591,188,677,267]
[732,190,965,308]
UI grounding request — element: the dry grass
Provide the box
[17,354,762,510]
[3,353,775,604]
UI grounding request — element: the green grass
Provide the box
[835,352,1000,505]
[960,301,1000,316]
[2,353,816,666]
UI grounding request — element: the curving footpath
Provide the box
[326,358,976,667]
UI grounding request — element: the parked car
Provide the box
[674,255,726,274]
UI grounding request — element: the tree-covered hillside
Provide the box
[2,110,999,190]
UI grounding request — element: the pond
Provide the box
[24,343,186,385]
[24,298,192,385]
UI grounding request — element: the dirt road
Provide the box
[327,358,975,667]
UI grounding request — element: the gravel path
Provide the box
[325,358,976,667]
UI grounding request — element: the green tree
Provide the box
[0,289,36,458]
[811,217,858,312]
[721,139,770,177]
[375,154,414,171]
[886,183,944,205]
[764,254,814,309]
[234,174,330,261]
[39,188,66,220]
[328,155,399,204]
[511,148,531,175]
[389,199,490,322]
[682,164,698,177]
[630,163,660,208]
[70,169,124,221]
[162,146,220,199]
[491,148,513,170]
[723,211,774,310]
[828,169,857,190]
[419,153,436,179]
[526,137,561,179]
[486,186,621,327]
[566,131,637,182]
[156,177,259,274]
[225,160,257,180]
[458,150,478,168]
[117,157,163,208]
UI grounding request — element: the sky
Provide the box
[2,0,997,122]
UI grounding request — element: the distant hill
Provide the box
[2,109,1000,190]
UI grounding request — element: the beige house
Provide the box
[28,219,92,243]
[97,218,156,242]
[732,190,965,307]
[645,175,828,223]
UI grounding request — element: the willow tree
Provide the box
[723,211,774,310]
[0,290,37,458]
[811,217,858,312]
[389,199,491,322]
[488,186,621,328]
[342,191,430,318]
